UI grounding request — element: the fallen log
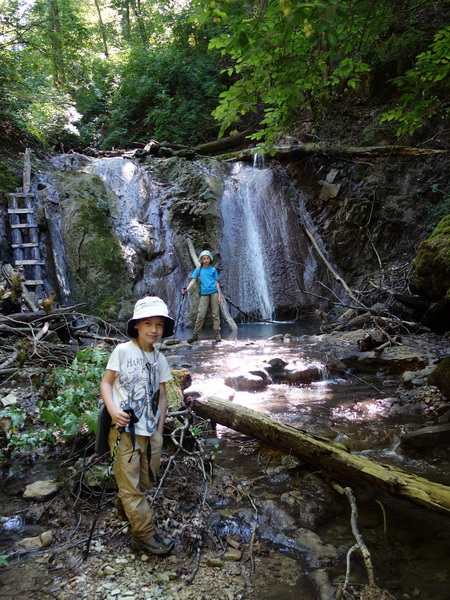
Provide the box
[190,396,450,517]
[218,143,448,163]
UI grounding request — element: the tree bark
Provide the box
[218,143,448,163]
[193,129,256,156]
[190,396,450,517]
[93,0,109,57]
[48,0,66,86]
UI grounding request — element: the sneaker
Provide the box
[187,334,198,343]
[131,533,174,556]
[214,332,222,342]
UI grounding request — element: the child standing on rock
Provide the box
[182,250,222,343]
[100,296,174,555]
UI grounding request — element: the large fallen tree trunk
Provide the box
[190,396,450,517]
[219,143,448,163]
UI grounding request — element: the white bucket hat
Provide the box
[198,250,213,262]
[127,296,174,339]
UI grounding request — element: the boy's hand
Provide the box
[110,406,132,428]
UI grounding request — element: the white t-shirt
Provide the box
[106,341,172,436]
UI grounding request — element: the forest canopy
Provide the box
[0,0,449,152]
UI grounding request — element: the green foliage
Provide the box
[194,0,393,149]
[102,46,223,148]
[413,215,450,301]
[0,163,20,204]
[0,405,53,457]
[0,555,8,566]
[37,347,109,439]
[210,443,222,461]
[1,0,448,150]
[19,87,83,148]
[192,0,449,149]
[0,348,108,462]
[381,26,450,136]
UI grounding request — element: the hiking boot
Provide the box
[187,334,198,343]
[214,332,222,342]
[131,532,174,556]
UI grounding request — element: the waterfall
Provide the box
[220,164,275,319]
[220,162,320,321]
[34,153,342,325]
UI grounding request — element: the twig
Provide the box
[186,546,201,584]
[333,483,375,591]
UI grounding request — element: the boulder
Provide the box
[23,480,58,501]
[224,372,267,391]
[400,423,450,450]
[428,357,450,400]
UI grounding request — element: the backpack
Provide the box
[95,404,112,456]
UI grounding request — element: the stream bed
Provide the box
[1,320,449,600]
[165,320,450,599]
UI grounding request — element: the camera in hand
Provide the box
[118,405,139,432]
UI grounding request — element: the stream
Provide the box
[1,320,449,599]
[166,319,450,599]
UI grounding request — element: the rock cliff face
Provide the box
[36,154,226,320]
[5,148,449,327]
[285,151,450,318]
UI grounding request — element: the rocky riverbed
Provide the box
[1,324,450,600]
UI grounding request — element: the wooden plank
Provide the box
[11,223,38,229]
[24,280,44,286]
[15,260,44,266]
[11,243,39,249]
[8,208,34,214]
[8,193,34,198]
[23,148,31,193]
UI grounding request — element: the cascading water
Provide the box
[35,153,345,325]
[220,164,275,319]
[220,161,332,320]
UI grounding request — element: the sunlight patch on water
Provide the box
[331,399,387,421]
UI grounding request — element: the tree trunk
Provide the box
[218,143,448,162]
[93,0,109,57]
[48,0,65,86]
[193,129,255,155]
[190,396,450,517]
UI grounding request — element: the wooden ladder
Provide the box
[7,149,44,298]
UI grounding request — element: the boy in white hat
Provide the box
[100,296,174,555]
[182,250,222,342]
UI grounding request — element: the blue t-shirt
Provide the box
[191,265,219,295]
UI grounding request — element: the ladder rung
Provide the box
[15,260,44,266]
[8,208,34,214]
[24,280,43,286]
[11,243,39,249]
[8,192,34,197]
[11,223,38,229]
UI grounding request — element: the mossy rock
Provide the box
[54,171,130,312]
[412,215,450,301]
[166,368,192,411]
[428,357,450,400]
